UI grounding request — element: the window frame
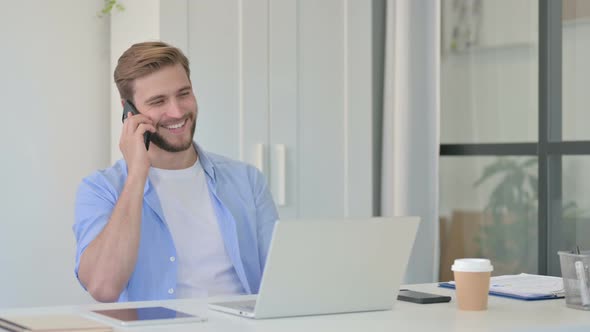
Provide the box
[439,0,590,275]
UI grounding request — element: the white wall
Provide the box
[0,0,110,308]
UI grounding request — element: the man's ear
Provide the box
[120,99,126,107]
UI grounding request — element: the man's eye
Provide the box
[179,91,190,97]
[151,100,164,106]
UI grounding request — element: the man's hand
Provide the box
[120,112,156,177]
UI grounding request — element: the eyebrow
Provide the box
[144,86,192,104]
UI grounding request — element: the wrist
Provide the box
[126,167,149,184]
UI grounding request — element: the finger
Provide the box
[123,111,132,135]
[146,124,157,133]
[123,109,133,121]
[127,115,153,133]
[136,123,157,136]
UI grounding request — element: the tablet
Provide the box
[89,306,206,326]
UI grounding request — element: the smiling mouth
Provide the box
[164,119,187,130]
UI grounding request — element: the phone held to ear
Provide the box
[122,100,151,150]
[397,289,451,304]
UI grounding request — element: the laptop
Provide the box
[208,216,419,319]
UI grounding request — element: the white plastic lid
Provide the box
[451,258,494,272]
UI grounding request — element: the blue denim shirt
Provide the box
[73,143,278,302]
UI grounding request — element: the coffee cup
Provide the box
[451,258,493,311]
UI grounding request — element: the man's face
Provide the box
[133,64,197,153]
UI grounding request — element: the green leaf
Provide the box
[474,158,512,187]
[98,0,125,18]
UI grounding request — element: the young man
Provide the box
[73,41,278,303]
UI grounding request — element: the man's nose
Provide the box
[167,99,184,118]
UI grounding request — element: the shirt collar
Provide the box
[193,142,217,186]
[136,141,217,195]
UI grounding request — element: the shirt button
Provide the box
[168,288,174,294]
[170,256,176,262]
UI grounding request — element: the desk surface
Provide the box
[1,283,589,332]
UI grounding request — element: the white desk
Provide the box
[1,284,589,332]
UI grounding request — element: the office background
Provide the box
[0,0,587,310]
[0,0,439,308]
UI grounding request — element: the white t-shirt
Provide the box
[148,160,244,298]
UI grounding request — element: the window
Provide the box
[439,0,590,278]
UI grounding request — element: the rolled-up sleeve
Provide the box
[72,175,116,288]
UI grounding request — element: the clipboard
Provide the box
[439,273,565,301]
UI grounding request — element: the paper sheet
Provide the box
[488,273,564,297]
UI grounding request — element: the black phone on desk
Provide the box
[397,289,451,304]
[122,100,151,150]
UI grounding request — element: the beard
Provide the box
[149,115,197,153]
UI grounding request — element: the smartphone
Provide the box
[122,100,151,150]
[397,289,451,304]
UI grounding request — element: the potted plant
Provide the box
[473,157,538,274]
[474,157,586,275]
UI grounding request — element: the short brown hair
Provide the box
[114,41,190,102]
